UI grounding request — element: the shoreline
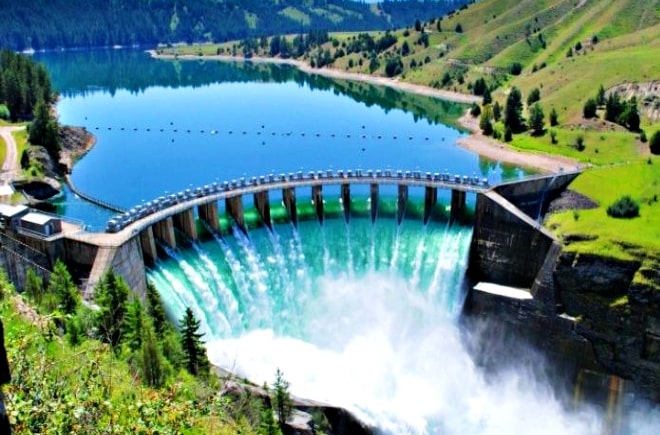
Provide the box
[150,51,580,174]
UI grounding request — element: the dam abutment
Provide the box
[465,171,660,406]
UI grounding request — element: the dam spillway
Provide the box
[148,208,476,433]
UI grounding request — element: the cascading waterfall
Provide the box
[149,205,608,434]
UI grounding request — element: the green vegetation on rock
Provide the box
[0,263,310,434]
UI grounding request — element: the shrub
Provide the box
[385,56,403,77]
[583,98,598,118]
[0,104,10,120]
[650,131,660,155]
[549,107,559,126]
[504,126,512,142]
[509,62,523,76]
[527,88,541,106]
[607,195,640,219]
[573,135,585,151]
[455,23,463,33]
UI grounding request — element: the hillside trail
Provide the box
[0,125,24,184]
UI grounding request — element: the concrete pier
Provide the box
[424,186,437,225]
[153,217,176,249]
[312,185,324,225]
[173,209,197,241]
[225,196,247,235]
[370,183,378,223]
[397,184,408,225]
[341,183,351,223]
[198,202,219,232]
[450,189,466,224]
[253,191,272,230]
[283,187,297,227]
[139,226,157,265]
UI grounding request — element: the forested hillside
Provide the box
[0,50,54,121]
[0,0,470,51]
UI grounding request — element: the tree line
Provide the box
[0,50,53,121]
[0,0,471,51]
[0,50,60,160]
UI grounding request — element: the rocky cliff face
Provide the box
[554,251,660,401]
[466,241,660,403]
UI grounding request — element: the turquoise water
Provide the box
[147,212,613,434]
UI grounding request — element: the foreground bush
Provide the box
[606,195,640,219]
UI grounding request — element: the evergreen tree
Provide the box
[179,307,209,376]
[146,280,167,335]
[527,87,541,106]
[473,77,487,96]
[493,101,502,122]
[479,105,493,136]
[94,269,130,350]
[24,268,44,306]
[649,131,660,155]
[605,93,622,123]
[28,98,60,159]
[596,84,606,106]
[549,107,559,126]
[504,125,513,142]
[583,98,598,119]
[504,87,525,133]
[621,97,640,131]
[48,259,79,315]
[139,318,166,388]
[482,86,492,105]
[124,296,145,352]
[259,404,283,435]
[272,368,293,430]
[529,103,545,136]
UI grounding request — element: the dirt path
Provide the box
[0,126,24,183]
[152,51,581,173]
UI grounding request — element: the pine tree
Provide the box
[504,87,525,133]
[139,319,166,388]
[493,101,502,122]
[482,86,492,105]
[549,107,559,126]
[596,84,606,106]
[48,259,79,315]
[179,307,209,376]
[124,296,145,352]
[94,269,129,350]
[146,280,167,335]
[622,97,640,131]
[529,103,545,136]
[24,268,44,306]
[479,105,493,136]
[29,98,60,159]
[259,404,283,435]
[273,368,293,430]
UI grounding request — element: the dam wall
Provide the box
[465,170,660,404]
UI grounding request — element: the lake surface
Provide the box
[35,49,524,230]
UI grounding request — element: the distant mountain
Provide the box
[0,0,471,51]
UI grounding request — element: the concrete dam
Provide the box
[4,167,659,427]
